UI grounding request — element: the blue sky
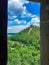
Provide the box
[8,0,40,33]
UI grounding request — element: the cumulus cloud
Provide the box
[8,15,17,20]
[8,1,23,15]
[30,16,40,24]
[12,16,17,18]
[21,12,37,18]
[22,6,27,15]
[31,17,40,22]
[14,19,27,24]
[8,18,27,25]
[29,16,40,26]
[14,19,21,24]
[21,14,40,25]
[8,0,27,15]
[21,12,32,18]
[8,15,40,33]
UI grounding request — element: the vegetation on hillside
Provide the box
[7,25,40,65]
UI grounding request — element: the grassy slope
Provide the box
[8,25,40,44]
[8,25,40,65]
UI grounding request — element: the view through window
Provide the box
[7,0,40,65]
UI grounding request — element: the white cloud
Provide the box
[31,17,40,22]
[33,23,40,26]
[8,0,27,15]
[31,15,37,17]
[21,6,33,18]
[27,13,32,17]
[12,16,17,18]
[8,24,30,33]
[29,15,40,26]
[30,16,40,24]
[24,6,26,10]
[25,1,29,4]
[8,15,17,19]
[22,6,27,15]
[21,12,36,18]
[14,19,21,24]
[14,19,27,24]
[21,13,32,18]
[7,16,40,33]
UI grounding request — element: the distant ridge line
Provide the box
[7,33,16,35]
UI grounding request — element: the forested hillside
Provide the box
[7,25,40,65]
